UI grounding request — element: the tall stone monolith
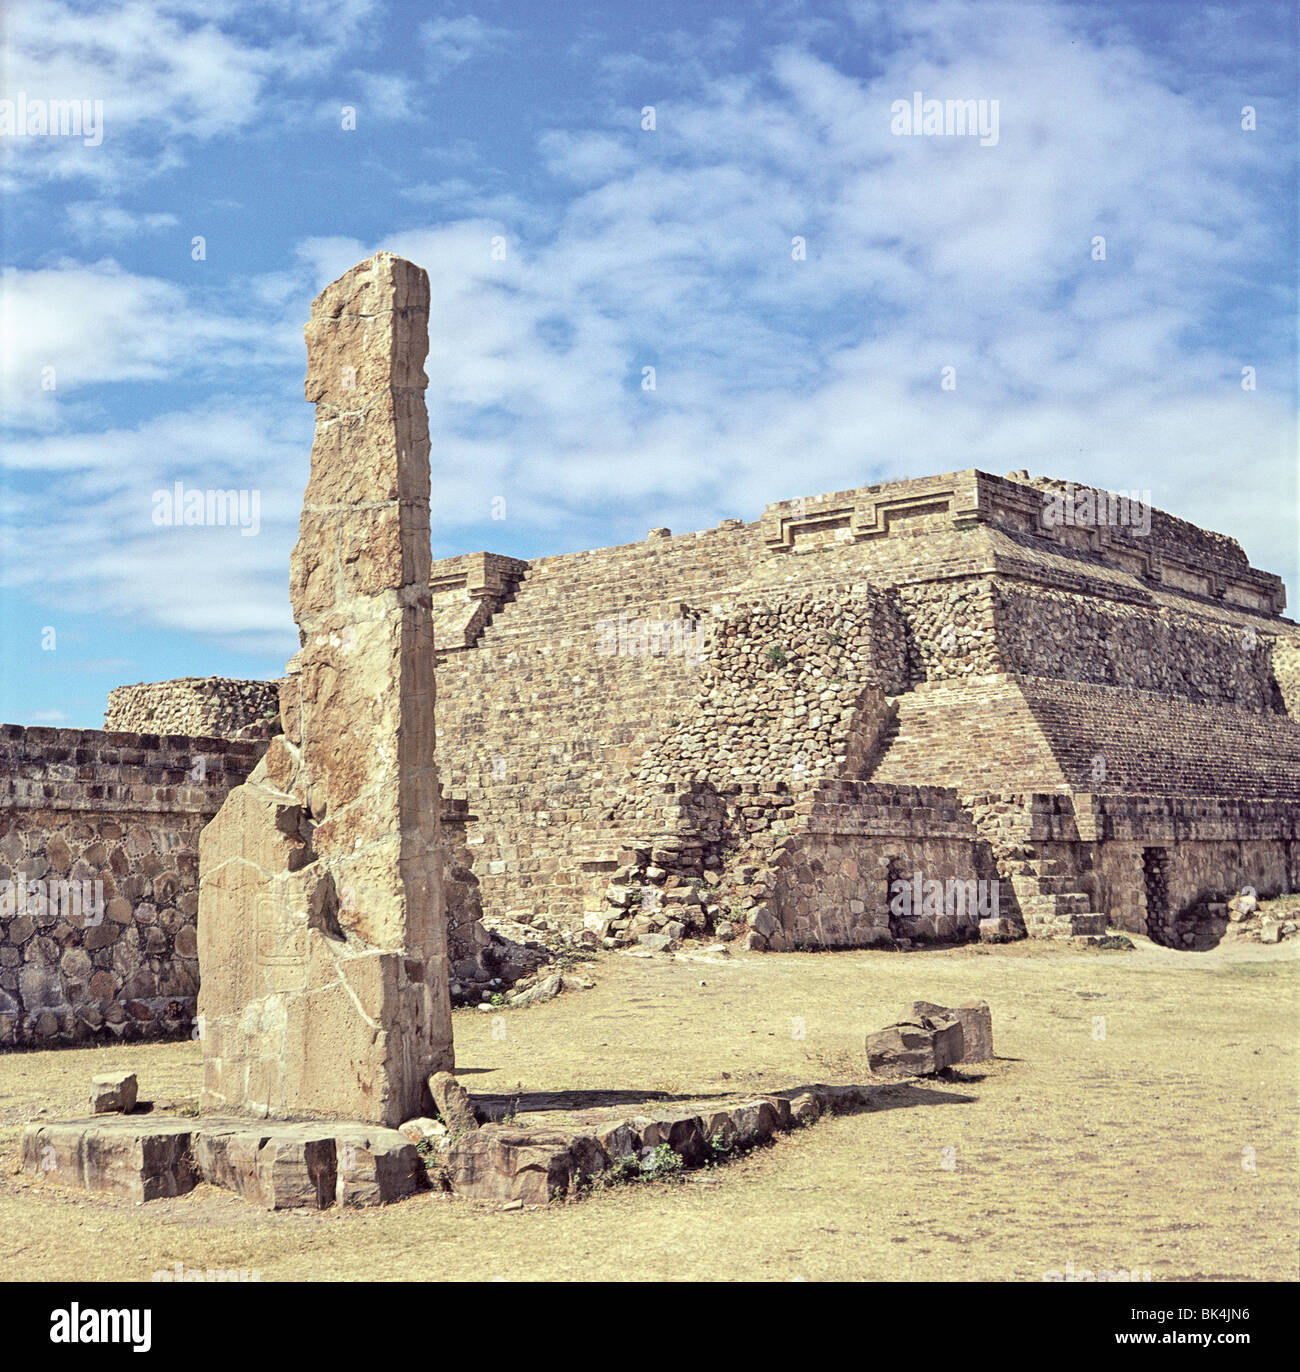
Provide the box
[197,252,454,1126]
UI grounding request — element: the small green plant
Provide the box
[490,991,507,1007]
[610,1154,641,1183]
[644,1143,685,1182]
[708,1132,736,1165]
[765,643,789,667]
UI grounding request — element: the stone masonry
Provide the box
[105,677,282,741]
[197,252,454,1126]
[0,725,261,1046]
[429,468,1300,950]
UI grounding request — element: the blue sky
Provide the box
[1,0,1296,728]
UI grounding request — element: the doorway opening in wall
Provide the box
[1142,847,1170,944]
[885,854,909,942]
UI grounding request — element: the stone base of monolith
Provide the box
[198,764,451,1125]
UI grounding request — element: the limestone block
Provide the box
[441,1125,594,1205]
[866,1019,962,1078]
[24,1118,196,1203]
[909,998,994,1062]
[637,1112,708,1167]
[255,1127,336,1210]
[334,1128,423,1207]
[427,1071,479,1135]
[397,1117,449,1148]
[191,1125,270,1203]
[89,1071,137,1114]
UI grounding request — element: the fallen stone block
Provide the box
[507,974,563,1006]
[866,1019,963,1078]
[89,1072,138,1115]
[909,999,994,1062]
[1228,890,1258,920]
[428,1071,480,1134]
[398,1116,449,1148]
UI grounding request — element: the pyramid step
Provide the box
[1070,914,1108,936]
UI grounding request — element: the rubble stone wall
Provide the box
[0,725,262,1046]
[992,582,1281,710]
[105,677,282,739]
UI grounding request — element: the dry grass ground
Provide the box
[0,932,1295,1283]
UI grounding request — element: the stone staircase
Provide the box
[1003,855,1107,938]
[961,795,1108,938]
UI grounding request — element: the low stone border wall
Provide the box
[21,1081,891,1210]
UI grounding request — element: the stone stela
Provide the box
[195,252,453,1127]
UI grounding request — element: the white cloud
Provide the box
[1,398,309,656]
[0,0,385,189]
[0,259,298,429]
[65,202,179,240]
[5,0,1294,659]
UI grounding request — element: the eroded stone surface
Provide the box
[866,1019,963,1077]
[23,1117,196,1203]
[22,1082,886,1209]
[89,1071,138,1114]
[909,998,994,1063]
[428,1071,479,1135]
[197,253,453,1126]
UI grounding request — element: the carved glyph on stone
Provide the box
[198,252,453,1126]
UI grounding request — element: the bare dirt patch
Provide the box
[0,934,1294,1282]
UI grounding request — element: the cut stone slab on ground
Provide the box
[20,1079,902,1210]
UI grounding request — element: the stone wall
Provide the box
[992,582,1282,710]
[630,589,907,791]
[0,725,262,1046]
[1274,633,1300,717]
[105,677,282,740]
[14,464,1293,986]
